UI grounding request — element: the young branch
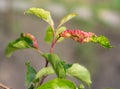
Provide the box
[0,83,11,89]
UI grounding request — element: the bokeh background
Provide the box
[0,0,120,89]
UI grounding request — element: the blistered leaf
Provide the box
[56,26,66,42]
[35,66,54,80]
[59,30,95,43]
[91,35,112,48]
[44,26,53,44]
[37,78,76,89]
[25,62,37,87]
[42,53,66,78]
[66,63,92,88]
[58,13,77,27]
[5,33,38,57]
[25,8,54,26]
[21,33,39,49]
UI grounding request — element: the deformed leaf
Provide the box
[35,66,54,80]
[66,63,92,88]
[5,33,38,57]
[25,61,37,87]
[59,30,96,43]
[25,8,54,26]
[44,26,53,44]
[37,78,76,89]
[91,35,112,48]
[58,13,77,27]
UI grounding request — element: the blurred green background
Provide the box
[0,0,120,89]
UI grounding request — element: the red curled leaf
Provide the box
[21,33,39,49]
[5,33,39,57]
[59,30,95,43]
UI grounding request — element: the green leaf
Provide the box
[42,53,49,59]
[78,84,85,89]
[25,8,54,26]
[44,26,53,44]
[66,63,92,88]
[58,13,77,27]
[48,54,66,78]
[91,35,112,48]
[56,26,66,43]
[5,33,37,57]
[25,62,37,87]
[35,66,54,80]
[37,78,76,89]
[28,84,34,89]
[63,63,73,70]
[5,38,30,57]
[42,53,66,78]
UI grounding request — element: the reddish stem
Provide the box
[39,28,56,85]
[50,36,60,53]
[39,58,48,86]
[39,28,61,85]
[39,75,47,85]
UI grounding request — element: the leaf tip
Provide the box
[5,43,13,58]
[91,35,113,48]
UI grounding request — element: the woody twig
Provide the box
[0,83,10,89]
